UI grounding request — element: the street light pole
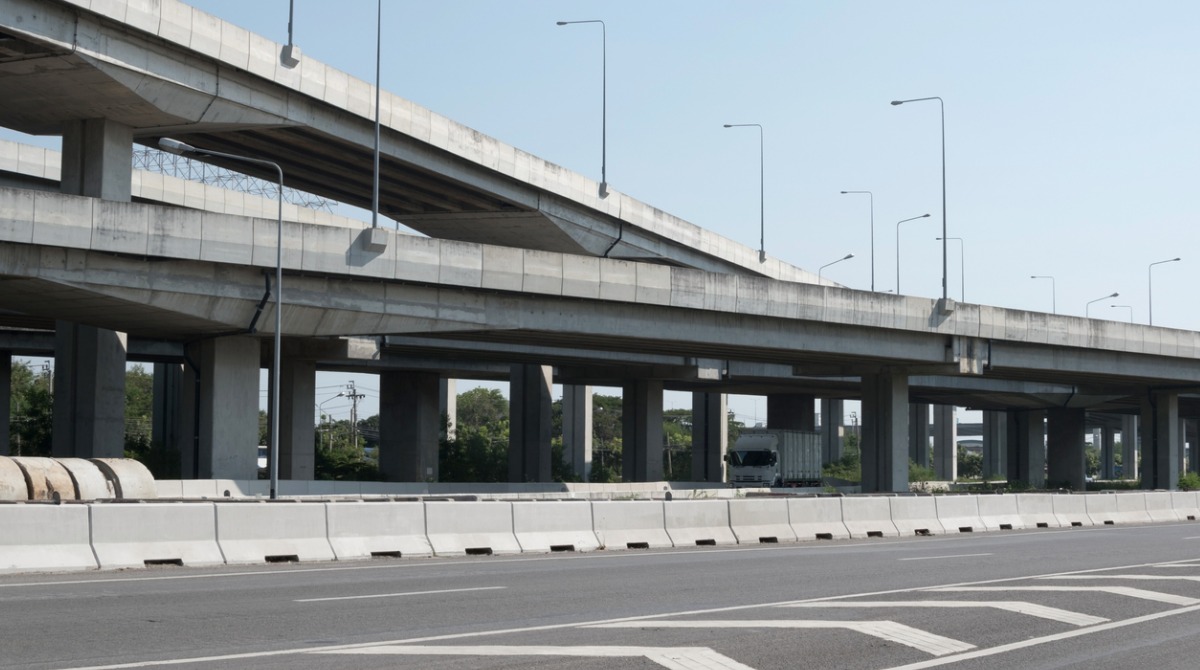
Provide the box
[818,253,854,283]
[724,123,765,263]
[936,236,964,302]
[1148,257,1181,326]
[556,19,607,198]
[159,137,285,500]
[1086,292,1119,318]
[895,213,931,294]
[891,96,947,301]
[1110,304,1134,323]
[1031,275,1056,314]
[840,190,874,291]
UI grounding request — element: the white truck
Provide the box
[726,428,823,487]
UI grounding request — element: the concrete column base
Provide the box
[860,370,909,493]
[509,364,552,483]
[52,322,127,459]
[379,371,440,482]
[1047,408,1086,490]
[691,392,727,483]
[622,379,664,482]
[1007,410,1046,488]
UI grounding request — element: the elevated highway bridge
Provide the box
[1,0,1197,492]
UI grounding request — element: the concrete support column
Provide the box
[1046,408,1086,490]
[52,322,127,459]
[562,384,593,481]
[1006,410,1046,488]
[0,352,10,456]
[622,379,664,482]
[1179,418,1189,477]
[509,364,552,483]
[1140,392,1180,490]
[61,118,133,201]
[180,336,259,479]
[439,378,457,440]
[277,357,315,480]
[982,410,1006,479]
[860,370,909,493]
[820,399,844,464]
[1121,415,1138,480]
[1101,424,1117,480]
[151,363,183,462]
[691,392,727,483]
[908,403,930,468]
[379,371,440,482]
[767,393,816,431]
[932,405,957,481]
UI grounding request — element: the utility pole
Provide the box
[345,381,365,453]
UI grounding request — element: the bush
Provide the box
[909,460,938,482]
[1179,472,1200,491]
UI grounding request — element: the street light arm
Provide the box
[557,19,607,197]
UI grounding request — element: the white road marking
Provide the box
[294,585,505,603]
[899,553,992,561]
[314,644,757,670]
[931,585,1200,606]
[786,600,1107,626]
[590,620,974,656]
[1044,574,1200,583]
[47,557,1200,669]
[879,602,1200,670]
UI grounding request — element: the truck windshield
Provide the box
[729,450,773,467]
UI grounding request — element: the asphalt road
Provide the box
[4,522,1200,669]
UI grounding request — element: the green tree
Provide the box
[957,445,983,480]
[8,361,53,456]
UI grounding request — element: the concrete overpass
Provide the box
[1,0,1199,492]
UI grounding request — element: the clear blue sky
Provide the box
[9,1,1200,427]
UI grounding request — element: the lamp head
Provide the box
[844,253,855,260]
[920,213,930,218]
[158,137,194,155]
[723,124,733,128]
[840,190,848,194]
[890,100,904,106]
[1110,292,1119,298]
[556,21,567,25]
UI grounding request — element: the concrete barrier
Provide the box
[1109,493,1153,525]
[976,495,1024,530]
[424,500,520,556]
[1016,494,1061,528]
[591,501,672,549]
[325,501,432,559]
[12,457,77,500]
[1144,492,1181,522]
[1169,491,1200,521]
[787,498,849,541]
[90,502,224,569]
[0,456,28,501]
[58,459,116,500]
[1052,495,1092,527]
[663,500,736,547]
[90,459,157,499]
[728,498,797,544]
[1083,494,1119,525]
[934,495,986,533]
[890,497,945,536]
[511,500,599,553]
[841,497,899,538]
[215,501,335,564]
[0,503,98,573]
[155,480,186,498]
